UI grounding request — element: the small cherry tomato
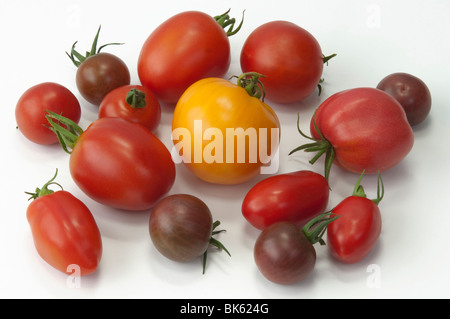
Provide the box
[242,170,329,230]
[149,194,230,273]
[46,113,176,211]
[172,73,280,185]
[99,85,161,132]
[67,26,130,106]
[25,170,102,276]
[15,82,81,145]
[327,171,383,264]
[376,72,432,126]
[240,20,335,103]
[138,10,243,104]
[254,213,338,285]
[290,87,414,180]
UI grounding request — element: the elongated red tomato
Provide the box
[290,87,414,180]
[327,172,383,263]
[242,170,329,230]
[46,113,176,211]
[26,171,102,276]
[138,10,243,104]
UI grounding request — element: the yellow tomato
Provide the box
[172,76,280,185]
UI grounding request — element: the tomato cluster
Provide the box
[15,9,431,286]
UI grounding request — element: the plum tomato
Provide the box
[25,169,102,276]
[376,72,432,126]
[46,112,175,211]
[138,10,243,104]
[242,170,329,230]
[67,25,130,106]
[240,20,335,104]
[290,87,414,180]
[172,73,280,185]
[98,84,161,133]
[254,213,339,285]
[15,82,81,145]
[149,194,230,273]
[327,171,384,264]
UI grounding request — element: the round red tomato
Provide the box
[240,20,333,104]
[26,170,102,276]
[327,172,383,264]
[242,170,329,230]
[99,85,161,132]
[290,87,414,179]
[15,82,81,145]
[138,10,243,104]
[46,114,176,211]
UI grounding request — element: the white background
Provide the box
[1,0,449,299]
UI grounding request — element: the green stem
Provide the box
[232,72,267,101]
[202,220,231,274]
[45,111,84,154]
[25,169,63,200]
[126,88,147,108]
[352,170,384,205]
[303,211,340,246]
[214,9,245,37]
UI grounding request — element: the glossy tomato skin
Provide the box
[98,84,161,132]
[149,194,213,262]
[138,11,231,104]
[76,52,130,106]
[311,87,414,174]
[70,117,175,211]
[242,170,329,230]
[15,82,81,145]
[327,196,382,263]
[172,77,280,185]
[27,190,102,275]
[376,72,431,126]
[240,21,324,104]
[254,221,316,285]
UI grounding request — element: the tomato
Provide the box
[240,20,335,104]
[242,170,329,230]
[149,194,230,273]
[172,74,280,185]
[67,25,130,106]
[15,82,81,145]
[376,72,432,126]
[290,87,414,180]
[25,170,102,276]
[327,171,384,264]
[98,84,161,132]
[46,113,176,211]
[254,213,338,285]
[138,10,243,104]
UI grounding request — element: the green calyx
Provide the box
[303,211,340,246]
[202,220,231,274]
[352,170,385,205]
[289,112,335,181]
[232,72,267,101]
[66,25,124,67]
[126,88,147,108]
[45,111,84,154]
[214,9,245,37]
[317,53,337,96]
[25,169,63,200]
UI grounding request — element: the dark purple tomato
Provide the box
[254,221,316,285]
[76,52,130,106]
[376,72,431,126]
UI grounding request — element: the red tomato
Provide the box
[240,21,334,104]
[327,172,383,263]
[26,170,102,275]
[46,114,176,211]
[15,82,81,145]
[290,87,414,179]
[99,85,161,132]
[242,170,329,230]
[138,10,243,104]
